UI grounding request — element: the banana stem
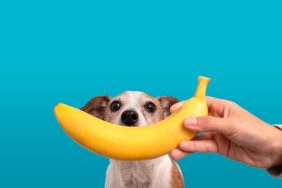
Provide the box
[194,76,211,99]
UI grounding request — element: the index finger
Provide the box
[206,96,231,117]
[170,101,185,113]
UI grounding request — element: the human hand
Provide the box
[170,97,282,169]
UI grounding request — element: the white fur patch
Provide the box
[124,91,147,126]
[105,155,173,188]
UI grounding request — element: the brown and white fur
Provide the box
[81,91,184,188]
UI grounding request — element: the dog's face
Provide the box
[81,91,178,126]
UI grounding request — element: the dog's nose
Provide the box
[121,110,138,126]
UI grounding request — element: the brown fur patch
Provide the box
[170,160,184,188]
[81,95,111,119]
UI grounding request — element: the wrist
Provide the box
[269,126,282,168]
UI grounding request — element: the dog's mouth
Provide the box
[118,121,139,127]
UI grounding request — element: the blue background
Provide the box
[0,1,281,188]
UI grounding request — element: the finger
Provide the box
[179,140,218,153]
[206,96,233,117]
[170,148,193,160]
[183,116,237,137]
[170,101,185,113]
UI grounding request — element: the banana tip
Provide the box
[198,76,211,82]
[54,103,65,116]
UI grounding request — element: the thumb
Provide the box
[184,116,238,137]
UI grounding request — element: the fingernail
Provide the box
[184,118,197,127]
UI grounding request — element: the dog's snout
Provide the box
[121,110,138,126]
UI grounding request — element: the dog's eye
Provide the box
[144,102,156,113]
[110,101,121,112]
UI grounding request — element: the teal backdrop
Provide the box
[0,1,281,188]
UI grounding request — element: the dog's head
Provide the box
[81,91,178,126]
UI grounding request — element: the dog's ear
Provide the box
[81,95,111,120]
[157,96,179,118]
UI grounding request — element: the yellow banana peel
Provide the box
[54,76,210,160]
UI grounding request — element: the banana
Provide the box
[54,76,210,160]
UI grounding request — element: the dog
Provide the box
[81,91,184,188]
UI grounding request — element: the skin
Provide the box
[170,97,282,169]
